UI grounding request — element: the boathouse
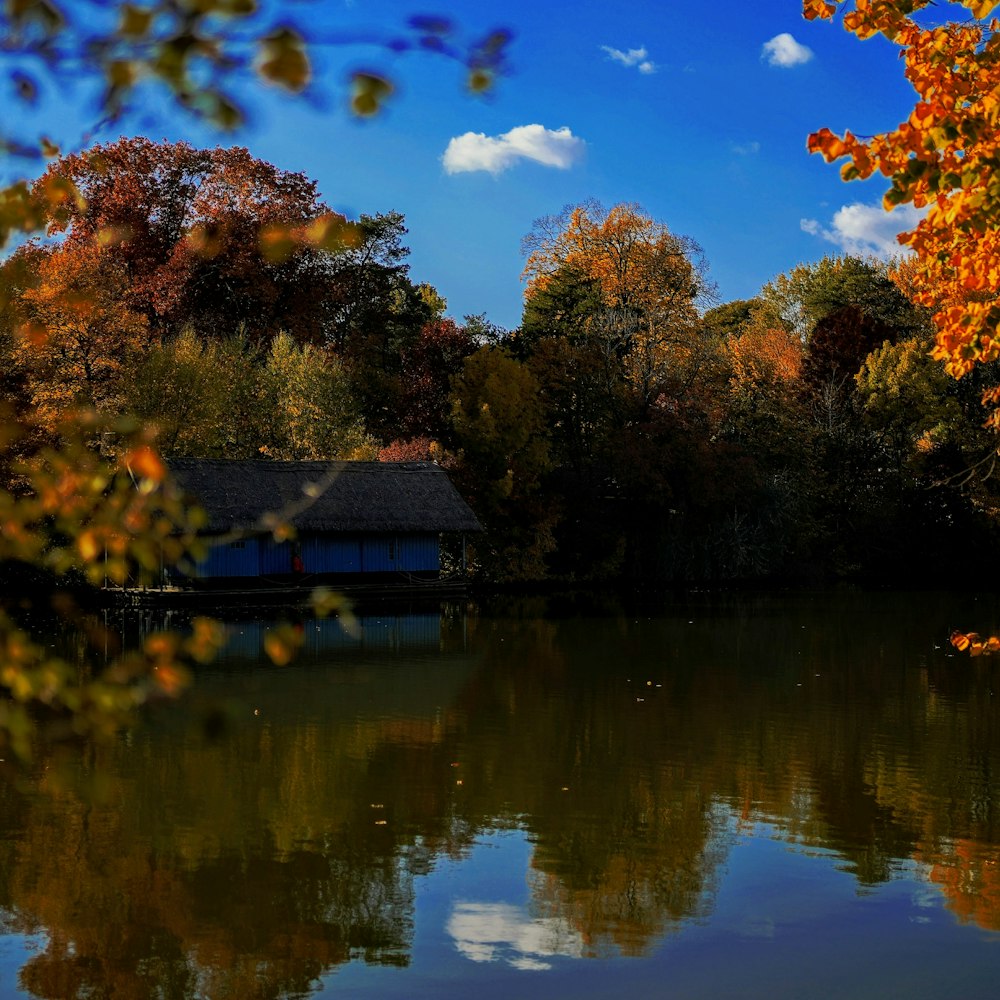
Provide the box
[167,458,481,581]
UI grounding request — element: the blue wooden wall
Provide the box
[191,532,441,578]
[360,534,439,573]
[197,538,259,578]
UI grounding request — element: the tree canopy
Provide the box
[21,137,351,343]
[803,1,1000,420]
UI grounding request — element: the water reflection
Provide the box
[447,902,584,970]
[0,591,999,998]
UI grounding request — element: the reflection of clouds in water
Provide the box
[447,902,584,971]
[736,915,775,939]
[909,868,939,923]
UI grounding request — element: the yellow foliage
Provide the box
[521,200,709,406]
[522,201,703,318]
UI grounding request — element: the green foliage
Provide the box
[260,333,377,461]
[518,263,604,350]
[450,347,556,580]
[123,329,376,461]
[122,330,261,457]
[856,336,965,451]
[451,348,550,486]
[700,298,761,339]
[760,255,929,341]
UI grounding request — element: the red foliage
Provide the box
[397,319,475,440]
[35,137,341,343]
[801,305,896,393]
[378,437,436,462]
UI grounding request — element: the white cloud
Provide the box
[442,124,585,176]
[761,33,814,68]
[732,141,761,156]
[447,902,584,971]
[800,202,923,258]
[601,45,657,74]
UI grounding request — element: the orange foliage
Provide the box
[917,838,1000,932]
[11,241,148,431]
[521,201,710,411]
[949,630,1000,656]
[32,138,356,344]
[725,323,803,388]
[804,1,1000,426]
[521,201,704,319]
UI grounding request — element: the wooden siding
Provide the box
[186,532,441,578]
[198,538,261,578]
[259,535,294,575]
[301,537,362,573]
[361,534,439,573]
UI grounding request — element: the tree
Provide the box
[759,256,926,343]
[517,263,604,350]
[326,212,414,352]
[7,241,149,433]
[701,298,761,340]
[122,330,264,458]
[516,202,726,581]
[521,201,713,413]
[121,329,377,461]
[322,213,455,439]
[856,336,966,458]
[260,333,377,461]
[856,335,1000,545]
[800,305,898,398]
[804,0,1000,640]
[27,138,351,343]
[803,1,1000,417]
[395,319,476,443]
[449,347,556,580]
[522,201,708,313]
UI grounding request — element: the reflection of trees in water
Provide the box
[0,757,418,999]
[447,614,737,955]
[527,805,733,958]
[453,593,1000,938]
[0,652,478,999]
[2,592,1000,995]
[14,851,413,1000]
[915,838,1000,932]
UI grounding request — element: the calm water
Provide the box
[2,589,1000,999]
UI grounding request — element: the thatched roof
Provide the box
[167,459,482,534]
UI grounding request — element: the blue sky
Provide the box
[10,0,943,330]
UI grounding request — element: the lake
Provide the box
[1,589,1000,998]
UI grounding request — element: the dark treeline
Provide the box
[3,140,1000,585]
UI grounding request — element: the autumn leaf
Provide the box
[805,0,1000,422]
[351,72,394,116]
[258,28,311,91]
[126,445,166,484]
[263,624,304,666]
